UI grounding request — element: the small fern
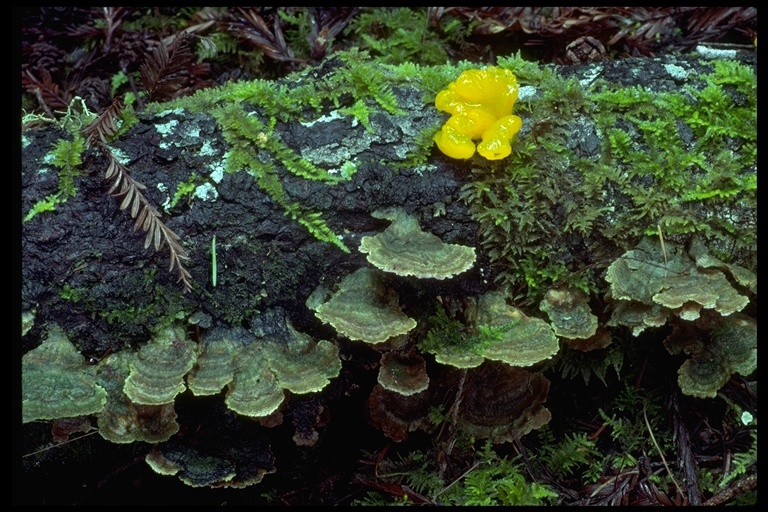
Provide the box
[24,135,86,222]
[540,431,602,481]
[354,440,557,506]
[285,203,350,253]
[451,458,557,506]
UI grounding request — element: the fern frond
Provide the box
[233,8,298,63]
[101,150,194,293]
[719,430,757,488]
[285,203,349,253]
[81,98,125,146]
[140,33,195,103]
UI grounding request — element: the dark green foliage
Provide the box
[591,59,756,248]
[540,430,603,482]
[419,307,492,357]
[209,102,349,252]
[146,48,442,253]
[344,8,471,66]
[354,441,557,506]
[556,342,625,386]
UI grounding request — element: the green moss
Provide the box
[24,135,86,222]
[169,172,203,209]
[59,283,90,304]
[354,441,557,506]
[420,307,492,357]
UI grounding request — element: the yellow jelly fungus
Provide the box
[434,67,523,160]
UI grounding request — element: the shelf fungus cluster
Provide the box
[422,291,560,369]
[359,207,477,280]
[312,267,417,344]
[22,325,193,444]
[187,315,342,419]
[606,236,754,335]
[313,207,475,347]
[539,287,612,351]
[144,429,276,488]
[606,236,756,397]
[365,290,558,443]
[663,312,756,398]
[366,362,552,444]
[22,312,341,486]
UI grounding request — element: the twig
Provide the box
[22,429,100,458]
[703,472,757,506]
[432,460,481,500]
[643,401,685,500]
[657,223,668,268]
[669,391,703,505]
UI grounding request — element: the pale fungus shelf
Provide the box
[359,207,476,280]
[226,342,286,418]
[539,287,612,351]
[186,328,240,396]
[606,236,754,335]
[123,326,198,406]
[187,316,342,418]
[263,322,341,394]
[664,313,757,398]
[377,351,430,396]
[475,291,560,367]
[96,350,181,444]
[313,267,417,344]
[420,291,560,368]
[539,288,598,340]
[22,324,107,424]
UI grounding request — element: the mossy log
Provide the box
[22,49,756,358]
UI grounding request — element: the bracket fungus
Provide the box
[96,350,180,444]
[146,449,237,487]
[664,313,756,398]
[474,291,560,367]
[359,207,476,280]
[539,287,611,351]
[313,267,417,344]
[186,328,240,396]
[22,324,107,423]
[377,351,430,396]
[606,237,753,334]
[457,362,551,443]
[145,429,276,488]
[123,326,198,405]
[365,383,439,442]
[263,322,341,394]
[226,342,286,418]
[421,291,560,368]
[539,288,598,340]
[188,314,341,419]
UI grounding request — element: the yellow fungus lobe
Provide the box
[433,67,523,160]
